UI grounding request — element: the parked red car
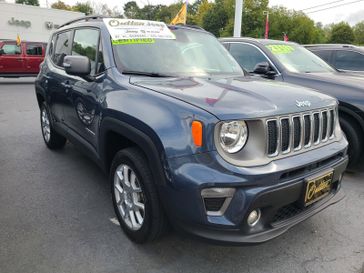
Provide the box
[0,40,46,77]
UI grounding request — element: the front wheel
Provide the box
[40,103,67,149]
[110,147,167,243]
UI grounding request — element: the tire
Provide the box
[110,147,167,243]
[339,117,363,169]
[40,103,67,150]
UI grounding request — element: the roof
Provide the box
[58,16,207,33]
[219,37,298,46]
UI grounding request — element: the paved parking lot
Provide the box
[0,78,363,273]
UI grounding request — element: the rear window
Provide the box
[52,31,72,67]
[1,44,21,55]
[26,44,43,56]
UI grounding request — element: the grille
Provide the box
[266,108,336,157]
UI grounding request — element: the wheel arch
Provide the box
[338,102,364,134]
[99,117,169,187]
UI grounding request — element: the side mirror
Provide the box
[63,55,91,77]
[0,49,4,55]
[253,62,270,75]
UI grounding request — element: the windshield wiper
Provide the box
[122,70,173,77]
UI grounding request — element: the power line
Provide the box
[300,0,345,11]
[305,0,364,14]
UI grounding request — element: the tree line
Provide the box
[15,0,364,45]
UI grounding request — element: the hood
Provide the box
[286,72,364,108]
[130,76,336,120]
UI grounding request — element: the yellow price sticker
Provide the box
[112,38,156,45]
[267,45,295,54]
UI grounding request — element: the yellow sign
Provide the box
[112,38,156,45]
[267,45,295,54]
[170,3,187,25]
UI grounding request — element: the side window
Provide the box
[96,38,105,74]
[313,50,332,64]
[48,35,56,57]
[229,43,269,72]
[53,31,72,67]
[1,44,21,55]
[26,44,43,56]
[334,50,364,71]
[72,28,99,75]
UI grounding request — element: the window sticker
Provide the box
[266,45,295,54]
[103,18,176,44]
[112,38,155,45]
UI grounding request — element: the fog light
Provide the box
[247,209,261,227]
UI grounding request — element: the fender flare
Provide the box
[338,103,364,134]
[99,117,169,186]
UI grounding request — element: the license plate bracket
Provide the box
[302,169,334,207]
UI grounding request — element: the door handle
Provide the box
[61,81,72,92]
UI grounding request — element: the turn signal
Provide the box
[191,121,203,147]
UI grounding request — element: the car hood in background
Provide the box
[285,72,364,106]
[130,76,336,120]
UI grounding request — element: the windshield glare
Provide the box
[112,28,243,77]
[266,44,335,73]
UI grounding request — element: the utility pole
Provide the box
[233,0,243,37]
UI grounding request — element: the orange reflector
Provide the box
[191,121,203,147]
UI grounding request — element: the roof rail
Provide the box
[58,15,108,29]
[172,24,205,31]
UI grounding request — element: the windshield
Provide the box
[112,28,243,77]
[266,44,335,73]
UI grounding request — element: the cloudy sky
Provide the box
[13,0,364,26]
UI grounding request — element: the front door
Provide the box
[63,28,105,148]
[46,30,73,124]
[0,42,24,74]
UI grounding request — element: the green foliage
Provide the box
[72,1,93,15]
[329,22,355,43]
[354,21,364,45]
[268,6,325,44]
[51,1,71,11]
[15,0,39,6]
[56,0,359,45]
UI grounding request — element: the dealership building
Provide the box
[0,2,84,43]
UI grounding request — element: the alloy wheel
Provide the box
[114,164,145,230]
[41,108,51,142]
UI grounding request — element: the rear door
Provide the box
[24,43,45,74]
[0,42,24,74]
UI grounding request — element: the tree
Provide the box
[15,0,39,6]
[123,1,141,19]
[353,21,364,45]
[72,1,93,15]
[267,6,325,44]
[329,22,354,44]
[51,1,71,11]
[202,0,228,36]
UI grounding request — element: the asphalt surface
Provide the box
[0,78,363,273]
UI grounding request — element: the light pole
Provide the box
[233,0,243,37]
[263,11,269,39]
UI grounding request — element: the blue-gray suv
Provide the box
[35,16,348,244]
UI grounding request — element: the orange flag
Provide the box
[170,2,187,25]
[16,34,21,46]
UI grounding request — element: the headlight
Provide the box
[219,121,248,153]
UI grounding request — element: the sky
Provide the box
[9,0,364,26]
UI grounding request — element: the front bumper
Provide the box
[161,139,348,244]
